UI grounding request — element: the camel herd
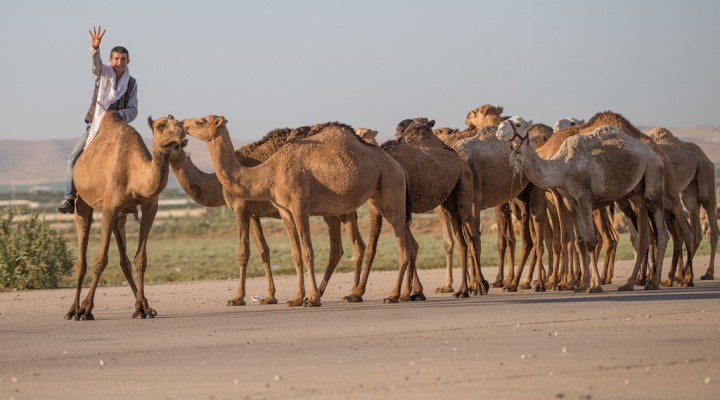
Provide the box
[63,105,718,320]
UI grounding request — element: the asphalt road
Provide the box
[1,256,719,400]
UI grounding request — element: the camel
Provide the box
[553,117,585,133]
[649,127,717,282]
[344,117,484,301]
[355,128,379,145]
[536,111,696,288]
[65,111,186,320]
[452,123,550,292]
[183,115,415,306]
[435,126,520,291]
[527,122,620,288]
[430,104,544,293]
[466,104,505,128]
[169,127,366,306]
[497,116,669,292]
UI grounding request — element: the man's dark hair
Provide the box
[110,46,129,58]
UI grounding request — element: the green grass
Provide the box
[59,207,717,288]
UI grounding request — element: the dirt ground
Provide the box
[1,256,719,400]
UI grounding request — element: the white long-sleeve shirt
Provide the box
[89,47,138,123]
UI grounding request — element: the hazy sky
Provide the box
[1,0,719,143]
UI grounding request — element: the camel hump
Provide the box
[307,121,354,137]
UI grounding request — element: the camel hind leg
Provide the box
[343,202,383,303]
[434,206,455,293]
[77,206,120,320]
[112,215,138,295]
[249,216,277,304]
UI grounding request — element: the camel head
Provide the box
[466,104,504,128]
[355,128,379,145]
[648,127,675,142]
[147,115,187,153]
[496,116,534,151]
[395,117,435,141]
[182,115,229,142]
[432,127,459,143]
[527,123,554,147]
[553,117,585,133]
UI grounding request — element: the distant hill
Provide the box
[0,137,219,189]
[0,125,718,188]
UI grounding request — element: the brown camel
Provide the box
[355,128,379,145]
[65,111,186,320]
[536,111,696,288]
[497,117,669,292]
[649,127,718,282]
[344,117,485,301]
[452,123,550,292]
[431,104,540,292]
[183,115,415,306]
[169,127,365,306]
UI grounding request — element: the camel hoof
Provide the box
[533,285,546,293]
[261,298,278,305]
[80,313,94,321]
[682,280,695,288]
[286,299,304,307]
[411,292,426,301]
[618,284,634,292]
[227,298,246,306]
[586,286,603,294]
[661,278,673,287]
[644,283,660,291]
[452,291,469,299]
[573,285,590,293]
[342,295,363,303]
[383,297,399,304]
[478,279,490,295]
[519,281,531,290]
[502,286,518,293]
[435,286,454,293]
[490,280,504,288]
[303,298,321,307]
[399,293,411,302]
[700,273,714,280]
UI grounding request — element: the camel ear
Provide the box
[147,116,154,128]
[428,120,435,128]
[526,119,534,126]
[214,116,226,127]
[497,106,504,114]
[167,114,175,120]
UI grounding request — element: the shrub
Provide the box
[0,206,73,289]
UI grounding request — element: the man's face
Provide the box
[109,51,129,76]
